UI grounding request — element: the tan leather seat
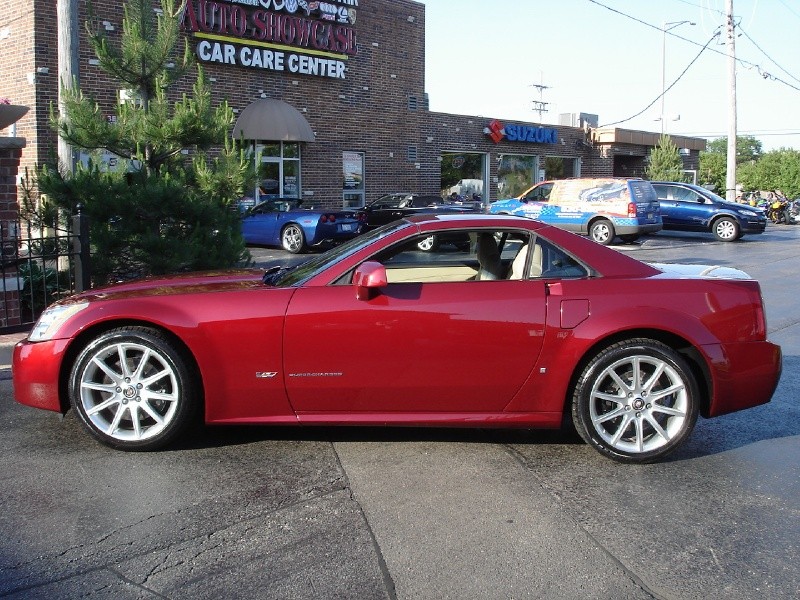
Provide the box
[508,242,542,279]
[476,233,504,280]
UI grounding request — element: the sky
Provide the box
[418,0,800,152]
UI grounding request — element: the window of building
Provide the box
[441,152,485,202]
[496,154,538,198]
[543,156,580,180]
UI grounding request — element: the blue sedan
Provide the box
[241,198,364,253]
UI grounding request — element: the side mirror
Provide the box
[353,261,388,300]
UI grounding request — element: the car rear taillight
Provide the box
[328,214,336,223]
[755,289,768,340]
[627,202,637,218]
[320,215,328,223]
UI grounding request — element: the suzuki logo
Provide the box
[484,119,505,144]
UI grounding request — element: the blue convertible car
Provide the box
[241,198,364,253]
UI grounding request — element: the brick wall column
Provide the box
[0,137,26,328]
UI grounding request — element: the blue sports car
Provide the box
[241,198,364,253]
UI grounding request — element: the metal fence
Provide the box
[0,210,90,334]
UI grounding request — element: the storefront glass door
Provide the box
[255,142,301,201]
[343,151,365,208]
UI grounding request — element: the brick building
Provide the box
[1,0,705,208]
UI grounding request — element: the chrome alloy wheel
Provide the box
[588,355,689,454]
[281,224,305,253]
[77,341,180,442]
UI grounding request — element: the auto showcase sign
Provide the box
[484,119,558,145]
[181,0,359,80]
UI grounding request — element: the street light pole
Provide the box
[725,0,738,203]
[660,20,695,134]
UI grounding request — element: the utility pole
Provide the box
[57,0,79,174]
[725,0,737,202]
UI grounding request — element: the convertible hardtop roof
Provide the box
[404,213,660,279]
[405,213,546,228]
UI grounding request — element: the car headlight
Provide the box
[739,210,759,217]
[29,302,89,342]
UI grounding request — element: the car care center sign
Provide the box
[181,1,359,80]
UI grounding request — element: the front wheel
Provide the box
[713,217,739,241]
[281,224,307,253]
[69,327,199,451]
[571,339,699,463]
[589,219,615,245]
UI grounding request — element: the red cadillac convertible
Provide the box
[13,215,782,463]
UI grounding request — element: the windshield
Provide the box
[272,220,413,287]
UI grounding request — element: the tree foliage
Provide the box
[738,149,800,198]
[705,136,763,163]
[26,0,253,285]
[646,134,686,182]
[699,136,800,198]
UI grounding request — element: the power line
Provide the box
[737,24,800,86]
[586,0,800,93]
[599,30,720,128]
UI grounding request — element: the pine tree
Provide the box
[646,134,686,182]
[29,0,253,284]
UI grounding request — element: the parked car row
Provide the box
[241,193,479,253]
[240,179,770,253]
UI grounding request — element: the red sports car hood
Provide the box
[64,269,268,303]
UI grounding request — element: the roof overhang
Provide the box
[591,127,706,151]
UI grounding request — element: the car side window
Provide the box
[522,184,553,203]
[365,230,532,284]
[532,237,589,279]
[672,187,699,203]
[251,203,275,215]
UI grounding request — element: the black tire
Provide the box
[712,217,739,242]
[281,224,307,253]
[589,219,616,245]
[571,339,699,463]
[619,234,640,244]
[69,327,199,451]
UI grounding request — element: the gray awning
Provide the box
[232,98,315,142]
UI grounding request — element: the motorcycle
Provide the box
[767,197,792,224]
[787,199,800,224]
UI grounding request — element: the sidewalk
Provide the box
[0,331,28,379]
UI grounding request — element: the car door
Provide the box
[655,185,707,230]
[282,232,547,415]
[516,183,554,220]
[241,202,280,244]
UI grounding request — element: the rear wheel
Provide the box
[713,217,739,242]
[589,219,615,245]
[69,327,199,451]
[571,339,699,463]
[281,224,307,253]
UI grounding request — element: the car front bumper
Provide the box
[12,338,69,413]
